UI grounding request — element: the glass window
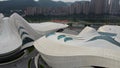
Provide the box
[64,37,73,42]
[46,32,55,38]
[57,35,66,40]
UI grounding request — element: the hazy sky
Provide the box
[0,0,90,2]
[0,0,7,1]
[52,0,90,2]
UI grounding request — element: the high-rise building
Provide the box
[90,0,109,14]
[70,1,90,15]
[104,0,110,14]
[36,8,43,14]
[25,7,37,15]
[109,0,120,15]
[70,2,82,14]
[82,1,90,15]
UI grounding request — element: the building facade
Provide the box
[24,0,120,16]
[109,0,120,15]
[90,0,109,14]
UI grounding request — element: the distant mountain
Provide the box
[36,0,67,7]
[66,2,73,6]
[0,0,67,16]
[0,0,67,10]
[0,0,36,10]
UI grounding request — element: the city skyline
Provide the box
[24,0,120,16]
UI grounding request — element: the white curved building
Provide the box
[29,22,68,35]
[0,13,68,64]
[34,26,120,68]
[98,25,120,34]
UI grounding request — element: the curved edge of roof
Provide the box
[98,25,120,32]
[34,36,120,61]
[0,13,4,18]
[77,26,99,37]
[114,34,120,43]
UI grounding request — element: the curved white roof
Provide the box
[29,22,68,32]
[29,22,68,35]
[34,33,120,68]
[35,32,120,50]
[34,26,120,68]
[98,25,120,34]
[0,13,4,18]
[10,13,40,40]
[114,33,120,43]
[77,26,99,39]
[0,17,22,55]
[34,34,120,68]
[34,27,120,55]
[0,13,68,55]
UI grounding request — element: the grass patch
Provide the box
[28,58,32,68]
[27,46,35,53]
[39,64,44,68]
